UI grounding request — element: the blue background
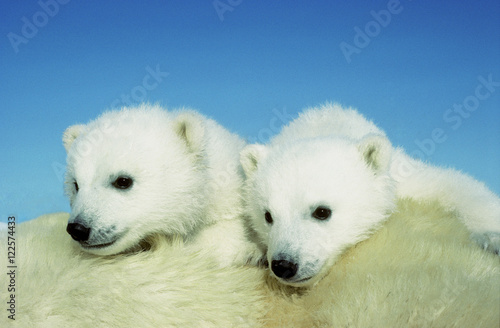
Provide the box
[1,0,499,223]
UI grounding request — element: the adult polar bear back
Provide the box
[63,104,257,266]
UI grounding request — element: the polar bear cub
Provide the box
[63,104,257,266]
[241,103,500,286]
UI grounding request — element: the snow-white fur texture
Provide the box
[63,104,258,266]
[1,201,498,327]
[241,103,500,287]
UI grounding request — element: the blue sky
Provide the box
[1,0,499,223]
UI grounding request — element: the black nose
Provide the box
[271,260,298,279]
[66,223,91,242]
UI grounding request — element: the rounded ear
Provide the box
[173,111,205,153]
[357,134,392,173]
[63,124,86,152]
[240,144,269,178]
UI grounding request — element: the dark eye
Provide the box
[112,176,133,190]
[74,182,79,192]
[312,206,331,220]
[264,211,273,224]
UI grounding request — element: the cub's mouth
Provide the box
[80,239,118,249]
[276,275,314,286]
[78,231,127,250]
[294,276,314,283]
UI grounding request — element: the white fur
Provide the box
[241,103,500,286]
[63,104,259,266]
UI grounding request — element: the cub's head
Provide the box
[241,135,395,287]
[63,105,208,255]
